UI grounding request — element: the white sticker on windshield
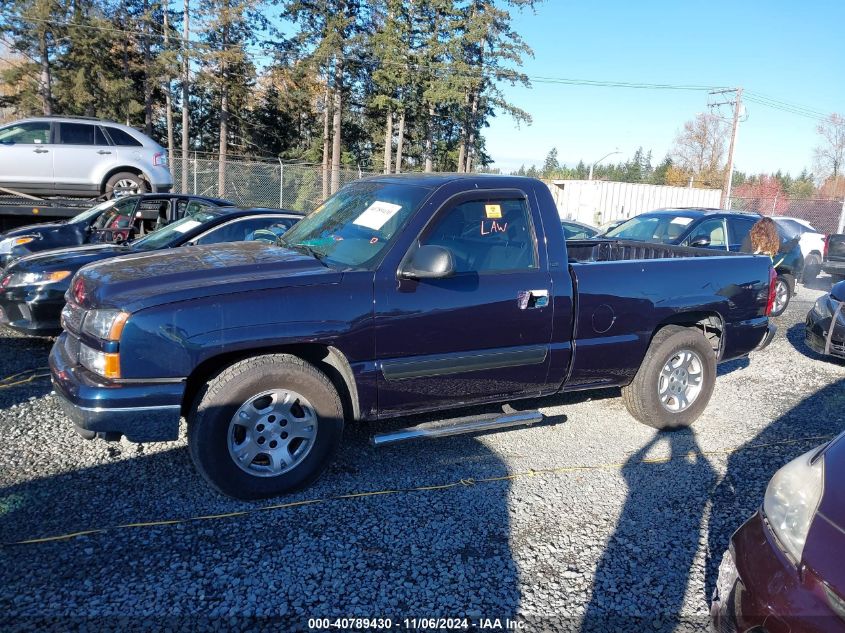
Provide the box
[672,217,694,226]
[172,219,202,233]
[353,201,402,231]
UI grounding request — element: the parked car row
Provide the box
[0,194,301,335]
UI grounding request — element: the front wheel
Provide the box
[188,354,344,499]
[622,325,716,430]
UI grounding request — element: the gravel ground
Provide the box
[0,279,843,632]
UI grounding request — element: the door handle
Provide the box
[517,289,549,310]
[97,150,112,155]
[33,148,49,154]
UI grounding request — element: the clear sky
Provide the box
[485,0,844,177]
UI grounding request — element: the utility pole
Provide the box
[181,0,190,194]
[710,87,743,209]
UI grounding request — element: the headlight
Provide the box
[814,296,834,318]
[763,448,825,563]
[0,270,71,288]
[0,236,36,255]
[81,309,130,341]
[79,342,120,379]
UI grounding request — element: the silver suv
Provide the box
[0,116,173,198]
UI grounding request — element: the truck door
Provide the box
[373,189,554,417]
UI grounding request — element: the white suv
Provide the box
[0,116,172,198]
[773,216,826,281]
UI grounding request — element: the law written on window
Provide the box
[422,198,537,273]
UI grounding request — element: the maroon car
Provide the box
[712,431,845,632]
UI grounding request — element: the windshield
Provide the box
[131,209,221,250]
[605,213,698,243]
[279,180,432,269]
[68,199,119,225]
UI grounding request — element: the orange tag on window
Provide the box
[485,204,502,219]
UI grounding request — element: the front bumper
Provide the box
[49,333,184,442]
[805,299,845,358]
[711,511,845,633]
[0,285,65,335]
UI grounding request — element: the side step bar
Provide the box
[371,409,544,446]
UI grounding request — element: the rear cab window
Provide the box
[421,198,538,273]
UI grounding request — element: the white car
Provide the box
[0,116,172,199]
[773,217,826,281]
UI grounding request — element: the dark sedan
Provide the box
[711,431,845,632]
[805,281,845,358]
[0,207,301,335]
[605,208,804,316]
[560,219,599,240]
[0,194,232,267]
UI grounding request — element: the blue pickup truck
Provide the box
[49,175,777,499]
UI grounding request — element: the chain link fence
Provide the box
[170,155,374,213]
[731,196,845,234]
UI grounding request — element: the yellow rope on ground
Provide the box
[0,367,50,389]
[3,434,833,547]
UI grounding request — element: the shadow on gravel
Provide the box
[802,275,833,292]
[717,357,750,377]
[0,420,523,621]
[581,428,715,632]
[705,378,845,600]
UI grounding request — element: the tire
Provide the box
[622,325,716,430]
[104,171,146,199]
[769,274,793,318]
[803,254,821,283]
[188,354,344,499]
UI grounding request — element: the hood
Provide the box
[0,222,66,240]
[802,432,845,599]
[9,243,130,274]
[78,241,342,312]
[831,281,845,303]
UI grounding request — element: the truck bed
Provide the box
[566,239,742,263]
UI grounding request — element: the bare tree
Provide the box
[670,113,729,187]
[814,113,845,179]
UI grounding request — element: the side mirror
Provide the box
[400,244,455,280]
[690,236,711,248]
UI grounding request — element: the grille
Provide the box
[61,302,84,334]
[63,333,80,363]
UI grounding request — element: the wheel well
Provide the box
[654,312,724,356]
[181,344,360,423]
[100,166,147,193]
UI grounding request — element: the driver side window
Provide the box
[686,218,727,250]
[421,198,537,273]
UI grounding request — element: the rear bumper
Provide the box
[49,333,184,442]
[0,286,65,335]
[753,322,777,352]
[711,511,845,633]
[822,260,845,275]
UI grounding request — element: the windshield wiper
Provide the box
[290,242,328,264]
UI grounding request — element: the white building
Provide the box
[546,180,722,227]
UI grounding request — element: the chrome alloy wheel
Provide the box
[112,178,140,197]
[227,389,317,477]
[773,279,789,315]
[657,349,704,413]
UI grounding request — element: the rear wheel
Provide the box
[769,274,792,317]
[188,354,344,499]
[104,171,146,199]
[803,254,821,283]
[622,325,716,430]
